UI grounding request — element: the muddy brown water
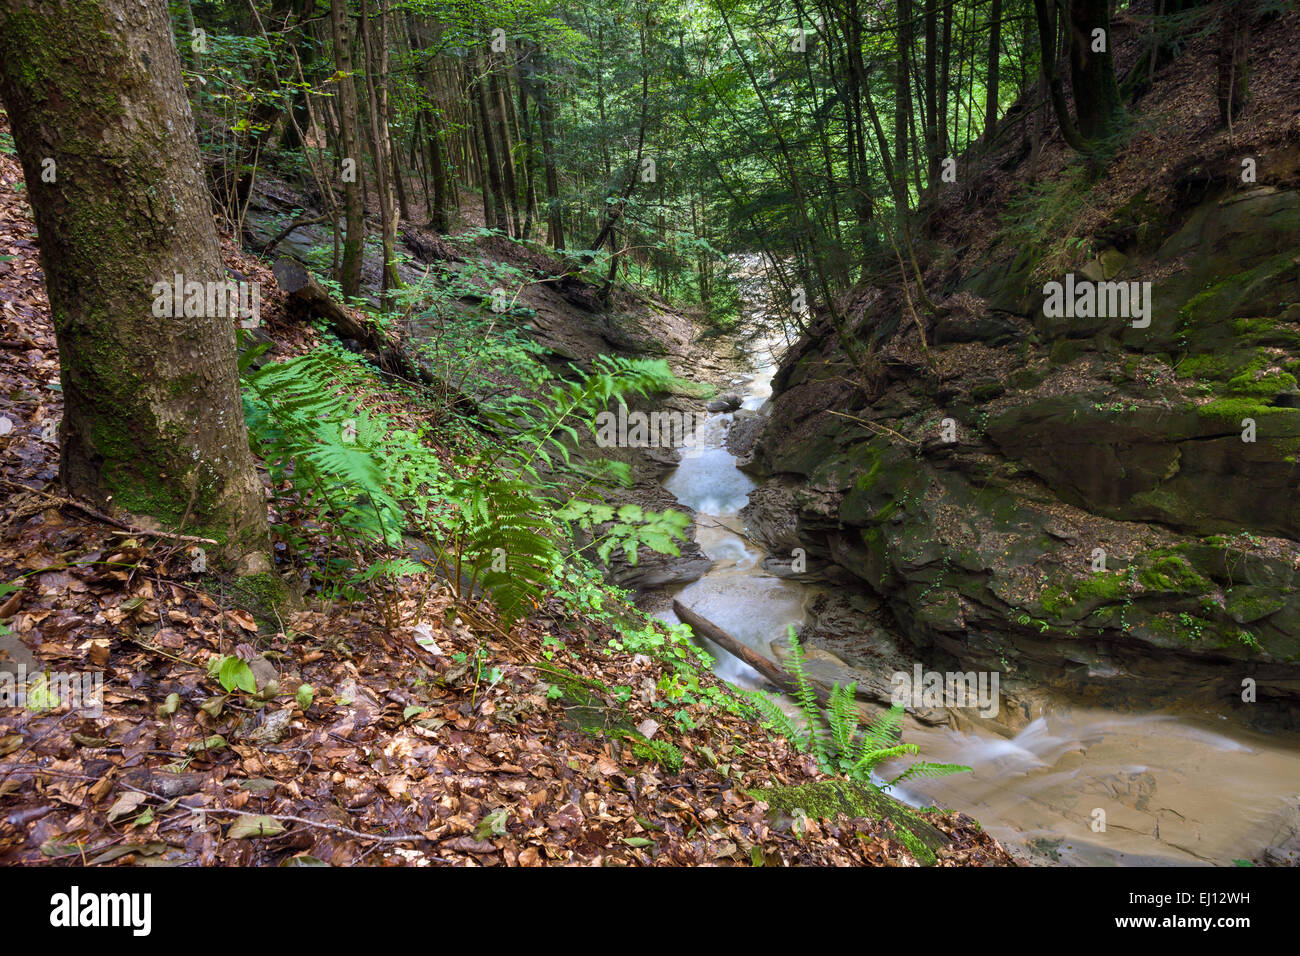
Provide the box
[655,329,1300,866]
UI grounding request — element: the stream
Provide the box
[654,304,1300,867]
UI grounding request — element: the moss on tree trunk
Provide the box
[0,0,271,574]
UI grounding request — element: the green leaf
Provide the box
[228,815,287,839]
[218,656,256,694]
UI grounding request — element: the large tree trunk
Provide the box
[0,0,271,573]
[328,0,366,298]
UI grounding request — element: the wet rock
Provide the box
[706,393,742,412]
[740,180,1300,720]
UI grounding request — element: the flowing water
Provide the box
[655,317,1300,867]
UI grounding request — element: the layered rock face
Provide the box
[742,181,1300,724]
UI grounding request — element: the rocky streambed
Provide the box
[638,226,1300,865]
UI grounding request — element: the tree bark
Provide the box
[1216,0,1250,127]
[472,48,510,233]
[1067,0,1123,142]
[359,0,400,304]
[895,0,914,207]
[924,0,940,186]
[527,43,565,249]
[1033,0,1089,151]
[0,0,271,573]
[985,0,1003,141]
[328,0,366,298]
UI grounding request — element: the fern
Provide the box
[241,335,693,631]
[751,630,972,790]
[749,689,801,745]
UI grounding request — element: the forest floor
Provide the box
[0,122,1014,867]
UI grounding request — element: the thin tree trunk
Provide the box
[490,60,521,237]
[895,0,913,207]
[359,0,400,302]
[472,48,510,232]
[329,0,366,298]
[985,0,1003,142]
[1033,0,1089,150]
[924,0,939,186]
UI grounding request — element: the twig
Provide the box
[824,410,920,446]
[0,480,218,544]
[92,770,423,845]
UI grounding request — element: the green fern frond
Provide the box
[885,761,973,788]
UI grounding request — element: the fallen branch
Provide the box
[672,599,832,706]
[825,410,919,446]
[271,257,477,414]
[114,779,422,844]
[256,213,329,257]
[0,480,218,544]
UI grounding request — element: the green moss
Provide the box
[536,662,682,772]
[754,779,948,865]
[1224,588,1287,623]
[1196,397,1289,422]
[971,382,1005,402]
[1073,570,1130,602]
[1225,361,1296,398]
[1039,584,1073,616]
[1138,555,1209,594]
[226,572,293,625]
[1177,352,1240,380]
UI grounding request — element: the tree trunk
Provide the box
[328,0,366,298]
[518,75,539,241]
[472,48,510,233]
[923,0,939,186]
[359,0,400,303]
[985,0,1003,142]
[1216,0,1250,127]
[489,60,521,237]
[1067,0,1123,142]
[895,0,913,207]
[528,43,565,249]
[0,0,271,573]
[1033,0,1089,151]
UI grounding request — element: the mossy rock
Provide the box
[754,779,949,865]
[208,571,299,631]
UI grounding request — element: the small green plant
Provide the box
[749,628,970,789]
[208,654,256,694]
